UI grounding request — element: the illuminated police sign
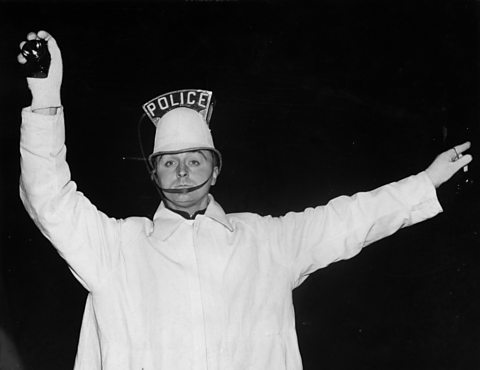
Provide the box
[142,89,214,126]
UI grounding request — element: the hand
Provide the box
[17,30,63,111]
[425,141,473,188]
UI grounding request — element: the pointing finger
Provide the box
[454,141,471,155]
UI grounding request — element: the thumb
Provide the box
[37,30,62,78]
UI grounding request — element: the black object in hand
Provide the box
[21,39,51,78]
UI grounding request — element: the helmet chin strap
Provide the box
[161,177,211,194]
[154,169,215,194]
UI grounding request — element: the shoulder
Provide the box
[225,211,280,232]
[228,207,328,231]
[120,216,154,236]
[226,211,263,223]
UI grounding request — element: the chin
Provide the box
[168,193,205,206]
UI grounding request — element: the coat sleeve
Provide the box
[265,172,443,287]
[19,107,122,291]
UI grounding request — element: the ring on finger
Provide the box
[453,147,461,161]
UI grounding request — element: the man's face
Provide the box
[155,150,219,215]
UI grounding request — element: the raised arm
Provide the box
[18,31,121,291]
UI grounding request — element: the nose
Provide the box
[176,162,188,178]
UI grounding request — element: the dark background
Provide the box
[0,1,479,369]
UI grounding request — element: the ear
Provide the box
[210,166,220,186]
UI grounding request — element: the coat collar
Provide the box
[151,194,233,241]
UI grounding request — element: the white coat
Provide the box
[19,107,442,370]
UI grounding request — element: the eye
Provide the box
[163,160,176,168]
[189,159,201,166]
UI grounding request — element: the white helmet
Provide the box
[143,89,222,171]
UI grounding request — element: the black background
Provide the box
[1,1,480,369]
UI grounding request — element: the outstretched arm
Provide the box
[271,143,473,283]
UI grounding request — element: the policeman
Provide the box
[18,30,472,370]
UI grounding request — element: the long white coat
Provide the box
[20,107,442,370]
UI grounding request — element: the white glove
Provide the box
[17,30,63,110]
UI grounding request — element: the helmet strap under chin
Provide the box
[151,167,215,196]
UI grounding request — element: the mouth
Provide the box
[174,183,195,188]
